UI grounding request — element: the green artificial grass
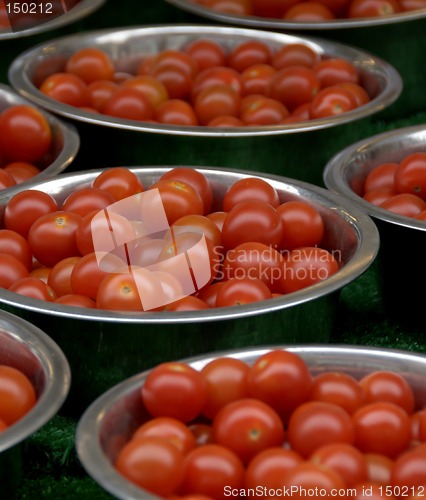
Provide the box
[1,1,426,498]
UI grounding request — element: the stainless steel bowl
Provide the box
[76,344,426,499]
[0,0,107,40]
[166,0,426,30]
[0,166,379,412]
[323,123,426,320]
[7,25,402,184]
[0,308,71,497]
[0,83,80,195]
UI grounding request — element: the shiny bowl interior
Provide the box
[323,123,426,232]
[165,0,426,30]
[0,165,379,323]
[8,24,402,137]
[0,0,107,40]
[76,344,426,500]
[0,83,80,195]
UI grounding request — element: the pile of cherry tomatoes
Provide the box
[191,0,426,21]
[0,103,53,190]
[114,348,426,498]
[0,166,340,312]
[357,151,426,220]
[36,40,371,127]
[0,364,37,432]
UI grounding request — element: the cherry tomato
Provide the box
[196,281,226,307]
[277,200,324,250]
[394,152,426,200]
[310,85,358,119]
[103,87,154,121]
[288,401,355,457]
[191,66,242,102]
[359,370,415,415]
[61,187,116,217]
[267,66,321,111]
[4,162,40,184]
[0,169,16,189]
[227,40,272,73]
[141,362,208,423]
[390,446,426,487]
[309,371,365,414]
[364,162,398,193]
[149,179,204,224]
[221,242,283,292]
[284,2,336,20]
[215,277,273,307]
[240,64,277,96]
[194,84,241,125]
[183,39,228,71]
[179,444,245,499]
[92,167,144,201]
[115,436,185,496]
[240,95,290,125]
[148,49,198,79]
[201,357,250,420]
[337,82,370,106]
[272,44,320,70]
[9,277,56,302]
[363,188,397,206]
[85,80,119,112]
[379,193,426,217]
[40,73,88,108]
[348,0,400,16]
[310,442,369,486]
[65,47,115,84]
[222,200,283,249]
[163,296,210,311]
[47,256,81,297]
[207,115,245,127]
[314,58,360,87]
[54,294,96,308]
[122,75,169,108]
[151,65,193,100]
[27,211,81,267]
[0,104,52,163]
[0,365,37,425]
[222,177,280,211]
[0,229,32,270]
[281,461,346,491]
[364,453,393,484]
[212,398,285,464]
[247,349,312,420]
[279,246,340,294]
[154,99,199,126]
[245,447,303,490]
[0,253,29,288]
[4,190,58,238]
[172,214,222,248]
[132,417,196,455]
[352,401,412,458]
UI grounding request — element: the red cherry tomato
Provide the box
[0,253,30,288]
[0,365,37,425]
[284,2,336,20]
[215,277,273,307]
[194,84,241,125]
[154,99,199,126]
[141,362,208,423]
[92,167,144,201]
[394,152,426,200]
[65,47,115,84]
[9,277,56,302]
[379,193,426,217]
[314,58,360,87]
[227,40,273,73]
[364,162,398,193]
[272,44,320,70]
[103,87,154,121]
[310,85,358,119]
[40,73,88,108]
[0,229,32,270]
[183,39,228,71]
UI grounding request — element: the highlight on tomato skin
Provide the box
[110,347,426,496]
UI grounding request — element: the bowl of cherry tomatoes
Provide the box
[0,0,106,40]
[0,165,378,412]
[76,344,426,499]
[7,25,402,184]
[0,83,79,195]
[323,123,426,320]
[0,308,70,497]
[165,0,426,30]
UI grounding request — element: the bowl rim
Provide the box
[75,343,426,500]
[0,309,71,453]
[0,165,380,323]
[165,0,426,30]
[7,23,403,138]
[0,0,107,40]
[323,122,426,232]
[0,82,80,194]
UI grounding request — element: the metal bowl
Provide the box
[0,308,71,498]
[323,123,426,320]
[0,166,379,413]
[0,0,107,40]
[7,25,402,184]
[0,83,80,195]
[76,344,426,499]
[166,0,426,30]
